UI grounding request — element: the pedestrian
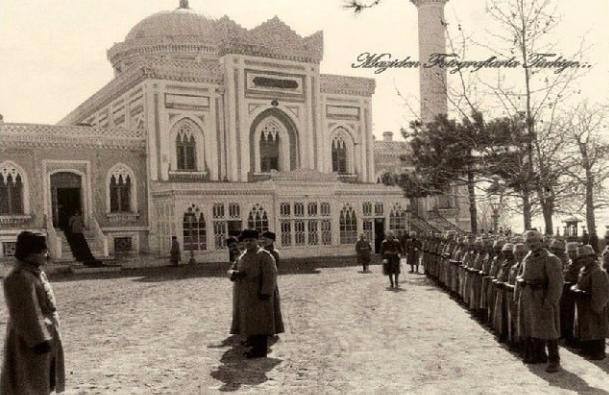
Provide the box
[230,229,281,358]
[601,229,609,272]
[67,211,96,264]
[571,244,609,360]
[170,236,180,266]
[517,230,564,373]
[561,242,581,346]
[1,231,65,394]
[260,231,285,340]
[381,231,402,289]
[227,236,243,339]
[406,231,422,274]
[355,233,372,273]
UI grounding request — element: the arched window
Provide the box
[107,164,136,213]
[247,204,269,233]
[339,204,357,244]
[260,132,279,172]
[183,204,206,251]
[332,136,348,174]
[389,203,407,235]
[0,162,25,215]
[176,133,197,171]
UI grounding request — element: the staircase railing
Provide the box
[43,214,62,260]
[89,215,109,257]
[429,208,467,235]
[408,213,441,235]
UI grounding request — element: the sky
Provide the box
[1,0,608,233]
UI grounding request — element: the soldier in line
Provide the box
[549,239,569,269]
[381,231,403,289]
[355,233,373,273]
[484,239,505,325]
[516,230,564,373]
[505,243,526,350]
[602,230,609,272]
[492,243,515,342]
[561,242,582,347]
[571,245,609,360]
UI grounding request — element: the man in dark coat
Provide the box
[516,230,564,373]
[571,245,609,360]
[355,233,372,273]
[1,231,65,394]
[260,231,286,340]
[561,242,581,346]
[405,231,422,274]
[170,236,181,266]
[231,229,280,358]
[381,231,403,289]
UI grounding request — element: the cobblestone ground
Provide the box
[1,264,609,394]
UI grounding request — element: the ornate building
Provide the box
[0,1,408,262]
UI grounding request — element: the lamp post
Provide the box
[488,176,503,234]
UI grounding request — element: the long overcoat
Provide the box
[574,263,609,341]
[516,249,563,340]
[1,261,65,394]
[233,248,281,336]
[355,240,372,265]
[265,247,285,335]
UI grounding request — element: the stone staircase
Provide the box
[55,230,105,263]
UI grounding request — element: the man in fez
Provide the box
[231,229,280,358]
[260,231,285,340]
[517,229,564,373]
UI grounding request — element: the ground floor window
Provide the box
[183,205,206,251]
[2,242,16,257]
[340,204,357,244]
[279,201,331,247]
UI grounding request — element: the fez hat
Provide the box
[549,239,565,250]
[502,243,514,252]
[261,231,276,241]
[514,243,527,253]
[225,236,239,245]
[14,231,48,261]
[577,244,596,258]
[238,229,259,241]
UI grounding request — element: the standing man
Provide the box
[170,236,181,266]
[260,231,285,340]
[406,231,422,274]
[381,231,403,289]
[561,242,582,346]
[571,245,609,360]
[517,230,564,373]
[355,233,373,273]
[231,229,281,358]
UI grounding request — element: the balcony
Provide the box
[337,173,359,183]
[0,214,34,226]
[168,170,209,183]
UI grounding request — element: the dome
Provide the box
[125,1,215,42]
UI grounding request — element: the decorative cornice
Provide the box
[0,123,146,150]
[320,74,376,96]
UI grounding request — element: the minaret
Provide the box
[411,0,449,124]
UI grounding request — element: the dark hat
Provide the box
[238,229,259,241]
[225,236,239,245]
[261,231,276,241]
[14,231,47,261]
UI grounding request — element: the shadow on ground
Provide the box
[208,335,282,392]
[525,364,609,394]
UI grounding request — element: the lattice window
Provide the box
[294,202,304,217]
[109,173,131,213]
[280,202,291,217]
[363,202,373,217]
[280,220,292,247]
[0,163,24,215]
[183,204,206,251]
[260,119,281,172]
[389,203,407,235]
[213,203,225,219]
[2,242,16,257]
[228,203,240,218]
[213,221,227,250]
[307,220,319,245]
[321,220,332,245]
[294,220,306,246]
[247,204,269,233]
[340,204,357,244]
[320,202,331,216]
[176,133,197,171]
[332,136,348,174]
[374,202,384,216]
[307,202,318,217]
[363,220,374,244]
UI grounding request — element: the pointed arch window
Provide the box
[176,132,197,171]
[332,136,348,174]
[107,164,136,213]
[247,204,269,233]
[0,172,23,215]
[389,203,407,235]
[339,204,357,244]
[183,204,206,251]
[260,121,280,172]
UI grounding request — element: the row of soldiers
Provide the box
[419,229,609,373]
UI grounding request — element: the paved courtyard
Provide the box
[1,263,609,394]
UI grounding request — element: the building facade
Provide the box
[0,2,408,261]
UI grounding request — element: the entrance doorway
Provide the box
[50,172,83,230]
[374,218,385,253]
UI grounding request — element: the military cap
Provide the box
[502,243,514,252]
[238,229,259,241]
[566,242,579,252]
[577,244,596,258]
[549,239,565,250]
[513,243,527,253]
[225,236,239,245]
[261,231,276,241]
